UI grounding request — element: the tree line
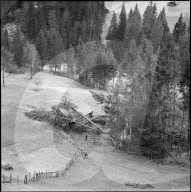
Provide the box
[1,1,109,76]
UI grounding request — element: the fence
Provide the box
[1,153,77,185]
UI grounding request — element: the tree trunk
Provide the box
[90,15,93,41]
[2,66,5,87]
[130,78,135,140]
[187,107,190,150]
[30,63,33,80]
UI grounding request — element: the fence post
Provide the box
[29,172,31,181]
[10,173,12,184]
[24,175,28,185]
[3,174,4,184]
[39,171,40,178]
[17,175,19,185]
[34,171,35,178]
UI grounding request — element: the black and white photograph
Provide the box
[1,1,190,191]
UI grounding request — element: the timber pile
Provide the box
[24,107,76,131]
[125,181,154,189]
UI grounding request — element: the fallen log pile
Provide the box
[125,181,154,189]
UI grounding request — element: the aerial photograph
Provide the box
[1,1,190,191]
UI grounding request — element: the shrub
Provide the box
[52,71,77,80]
[5,64,25,74]
[33,78,41,91]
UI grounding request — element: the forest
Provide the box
[1,1,190,162]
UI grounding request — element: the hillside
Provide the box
[1,1,190,191]
[1,71,190,191]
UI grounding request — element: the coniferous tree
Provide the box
[173,13,186,43]
[37,8,47,31]
[158,8,169,40]
[106,12,118,41]
[179,23,190,130]
[151,19,164,50]
[22,2,38,42]
[141,34,180,159]
[71,22,80,46]
[12,28,24,67]
[2,28,10,51]
[139,35,158,100]
[81,17,88,42]
[151,3,157,29]
[124,4,142,45]
[124,8,133,46]
[36,30,47,66]
[142,2,157,39]
[67,45,77,75]
[48,9,58,30]
[60,9,72,49]
[49,28,63,58]
[116,2,127,41]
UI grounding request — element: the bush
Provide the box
[52,71,77,80]
[5,64,25,74]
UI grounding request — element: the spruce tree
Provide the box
[2,28,10,51]
[124,4,142,45]
[158,8,169,40]
[60,9,72,49]
[48,9,58,30]
[81,17,88,42]
[116,2,127,41]
[141,34,179,159]
[12,28,24,67]
[22,2,38,42]
[179,23,190,126]
[106,12,118,41]
[142,3,157,39]
[173,13,186,43]
[36,30,47,66]
[37,8,47,31]
[124,8,133,46]
[151,19,164,50]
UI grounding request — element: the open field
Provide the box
[1,71,190,191]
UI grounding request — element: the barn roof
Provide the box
[73,100,93,116]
